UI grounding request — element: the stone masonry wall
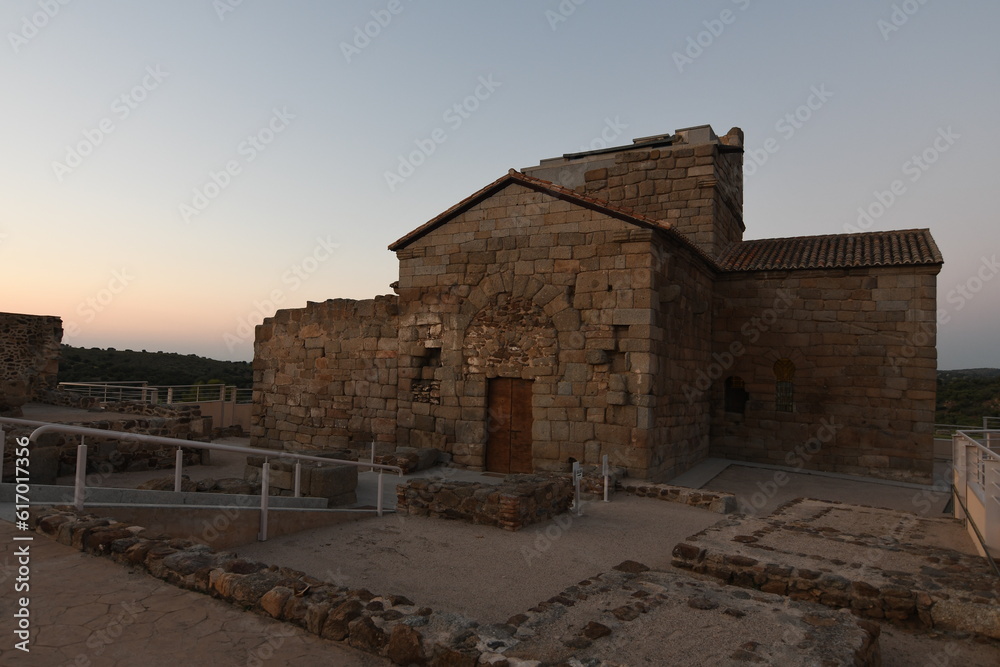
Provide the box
[0,312,63,415]
[395,473,574,531]
[575,133,744,258]
[392,183,695,478]
[649,232,715,481]
[251,297,399,453]
[709,266,939,482]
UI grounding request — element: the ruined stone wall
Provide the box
[392,183,676,478]
[251,297,399,453]
[709,266,939,482]
[0,312,63,415]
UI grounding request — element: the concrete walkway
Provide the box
[0,520,388,666]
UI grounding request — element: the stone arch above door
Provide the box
[463,296,557,378]
[459,272,580,378]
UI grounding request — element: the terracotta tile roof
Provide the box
[716,229,943,272]
[389,170,691,252]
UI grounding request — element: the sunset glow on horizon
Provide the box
[2,1,998,368]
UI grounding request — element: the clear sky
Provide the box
[1,1,997,369]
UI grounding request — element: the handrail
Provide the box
[58,382,254,405]
[955,429,1000,453]
[0,417,403,541]
[954,429,1000,562]
[951,483,1000,578]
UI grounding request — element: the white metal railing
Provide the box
[0,417,402,541]
[58,382,253,405]
[935,422,982,437]
[952,429,1000,564]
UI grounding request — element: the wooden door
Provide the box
[486,378,533,474]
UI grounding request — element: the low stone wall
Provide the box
[622,482,737,514]
[30,508,487,666]
[669,499,1000,639]
[1,408,211,484]
[35,391,209,422]
[396,474,574,531]
[374,446,440,474]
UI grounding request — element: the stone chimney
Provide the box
[522,124,745,258]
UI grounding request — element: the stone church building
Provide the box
[251,124,942,483]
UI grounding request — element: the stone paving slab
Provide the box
[0,520,387,666]
[671,498,1000,639]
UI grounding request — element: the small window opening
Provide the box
[774,359,795,412]
[724,376,749,414]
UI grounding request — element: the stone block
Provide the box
[456,420,486,443]
[307,465,359,505]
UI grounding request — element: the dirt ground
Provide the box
[31,428,999,665]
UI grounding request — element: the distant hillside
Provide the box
[937,368,1000,426]
[938,368,1000,381]
[58,345,253,388]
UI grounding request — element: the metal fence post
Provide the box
[74,444,88,511]
[572,461,583,516]
[174,448,184,492]
[294,462,302,498]
[602,454,610,503]
[0,425,5,483]
[377,470,384,517]
[259,461,270,541]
